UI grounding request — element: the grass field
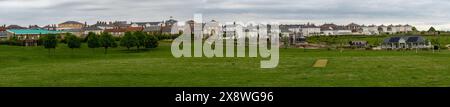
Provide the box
[0,42,450,87]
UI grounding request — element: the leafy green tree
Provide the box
[134,31,146,50]
[43,34,58,54]
[420,31,426,35]
[411,27,418,32]
[87,32,100,52]
[144,35,159,49]
[282,35,289,49]
[120,31,137,50]
[9,36,18,46]
[99,32,117,54]
[66,33,81,52]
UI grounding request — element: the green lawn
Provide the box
[0,42,450,87]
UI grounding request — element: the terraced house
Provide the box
[282,23,414,37]
[104,27,143,37]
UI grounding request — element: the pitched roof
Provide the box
[126,27,144,32]
[143,26,161,32]
[383,35,426,43]
[6,25,26,29]
[406,36,423,42]
[165,19,178,24]
[347,23,360,27]
[104,28,127,33]
[320,24,338,30]
[60,21,84,25]
[112,21,130,27]
[132,22,162,26]
[83,26,102,31]
[43,25,57,28]
[104,27,143,32]
[28,25,41,29]
[302,23,318,28]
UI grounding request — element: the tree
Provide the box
[144,35,159,49]
[412,27,418,32]
[43,34,58,55]
[134,31,146,50]
[66,33,81,53]
[420,31,426,35]
[87,32,100,52]
[99,32,117,54]
[120,31,137,50]
[282,35,289,49]
[9,36,18,46]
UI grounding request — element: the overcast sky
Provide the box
[0,0,449,30]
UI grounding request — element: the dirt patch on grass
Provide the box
[313,59,328,68]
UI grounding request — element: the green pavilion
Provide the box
[6,29,63,46]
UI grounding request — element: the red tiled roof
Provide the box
[0,27,6,31]
[126,27,143,32]
[104,28,127,33]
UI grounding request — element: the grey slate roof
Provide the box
[383,36,426,43]
[165,19,178,25]
[143,26,161,32]
[132,22,162,26]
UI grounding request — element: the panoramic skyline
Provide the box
[1,0,449,31]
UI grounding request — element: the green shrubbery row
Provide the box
[1,31,179,54]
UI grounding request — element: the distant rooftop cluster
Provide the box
[280,22,414,37]
[0,17,417,45]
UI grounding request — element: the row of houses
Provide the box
[2,20,415,39]
[0,17,185,46]
[2,17,181,39]
[1,19,418,47]
[279,23,414,44]
[281,23,414,36]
